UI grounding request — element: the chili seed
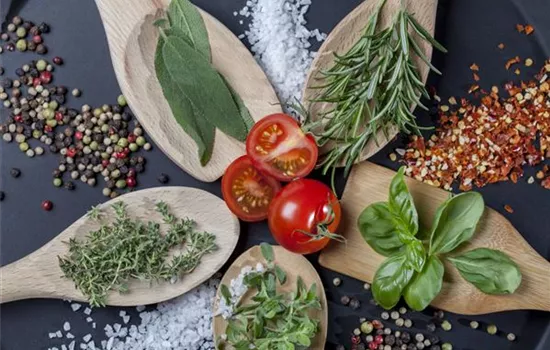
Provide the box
[332,277,342,287]
[41,200,53,211]
[441,320,452,331]
[487,324,497,335]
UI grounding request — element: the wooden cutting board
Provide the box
[95,0,282,183]
[319,162,550,315]
[302,0,438,162]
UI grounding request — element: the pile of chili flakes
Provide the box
[400,61,550,192]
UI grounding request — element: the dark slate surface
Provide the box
[1,0,549,349]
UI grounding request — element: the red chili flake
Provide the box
[505,56,521,70]
[470,63,480,71]
[516,24,525,33]
[473,73,481,82]
[468,84,480,94]
[504,205,514,214]
[542,177,550,189]
[498,43,505,50]
[525,25,535,35]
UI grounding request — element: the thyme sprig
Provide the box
[59,201,217,307]
[307,0,447,182]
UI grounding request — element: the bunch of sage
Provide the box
[217,243,321,350]
[154,0,253,165]
[358,168,522,311]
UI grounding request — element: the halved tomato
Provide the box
[222,155,282,222]
[246,113,318,181]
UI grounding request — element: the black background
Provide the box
[1,0,549,349]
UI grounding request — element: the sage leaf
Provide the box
[358,202,404,256]
[155,36,215,165]
[372,252,414,309]
[167,0,211,60]
[388,167,419,237]
[260,243,274,262]
[162,36,249,141]
[403,255,444,311]
[404,239,426,272]
[429,192,485,255]
[448,248,522,294]
[219,73,254,130]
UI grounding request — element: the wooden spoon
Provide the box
[302,0,438,163]
[95,0,282,183]
[319,162,550,315]
[212,245,328,349]
[0,187,240,306]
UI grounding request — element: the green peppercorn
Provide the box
[16,26,27,38]
[136,136,146,146]
[101,152,109,159]
[16,39,27,51]
[469,321,479,329]
[48,100,58,110]
[441,320,452,331]
[93,108,102,117]
[487,324,497,335]
[110,134,120,143]
[441,343,453,350]
[36,59,47,71]
[82,135,91,145]
[42,109,53,119]
[102,188,112,197]
[111,169,121,179]
[19,142,29,152]
[115,179,127,189]
[33,129,43,139]
[53,178,63,187]
[361,321,373,334]
[90,141,99,151]
[46,119,57,128]
[117,94,127,106]
[117,138,129,147]
[128,143,138,152]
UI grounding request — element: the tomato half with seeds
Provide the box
[246,113,318,182]
[222,155,282,222]
[267,179,343,255]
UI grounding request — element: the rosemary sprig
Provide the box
[307,0,446,183]
[59,201,217,307]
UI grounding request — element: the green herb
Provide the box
[359,167,522,310]
[218,244,321,349]
[58,201,217,307]
[154,0,252,166]
[306,0,447,181]
[448,248,522,294]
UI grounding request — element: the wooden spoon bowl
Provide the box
[0,187,240,306]
[95,0,282,182]
[212,245,328,349]
[302,0,438,163]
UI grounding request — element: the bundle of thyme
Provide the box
[59,201,217,307]
[217,244,321,349]
[307,0,447,181]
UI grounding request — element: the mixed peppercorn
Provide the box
[1,16,50,55]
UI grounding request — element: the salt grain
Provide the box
[71,303,82,312]
[84,307,92,315]
[237,0,325,104]
[63,322,71,332]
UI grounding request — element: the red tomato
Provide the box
[267,179,342,254]
[246,113,318,182]
[222,156,282,222]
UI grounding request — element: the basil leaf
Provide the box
[155,37,214,165]
[162,36,249,141]
[358,202,405,256]
[404,239,426,272]
[220,284,232,305]
[448,248,522,294]
[260,243,274,262]
[388,167,419,237]
[372,252,414,309]
[403,255,444,311]
[167,0,211,60]
[429,192,485,255]
[274,265,287,285]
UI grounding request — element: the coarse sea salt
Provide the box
[237,0,326,104]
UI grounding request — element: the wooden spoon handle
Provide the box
[0,258,58,303]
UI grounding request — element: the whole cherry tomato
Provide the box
[267,179,342,254]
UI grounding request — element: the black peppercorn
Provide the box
[53,94,65,105]
[112,105,122,114]
[340,295,350,305]
[107,163,116,172]
[15,68,24,77]
[106,180,115,189]
[135,163,145,173]
[67,164,76,172]
[426,323,436,333]
[1,78,13,88]
[52,169,61,178]
[406,344,416,350]
[428,335,440,345]
[115,159,125,168]
[158,173,169,184]
[357,344,366,350]
[27,41,37,51]
[56,85,67,95]
[81,157,90,166]
[118,129,128,138]
[63,138,72,147]
[5,43,15,51]
[0,191,5,201]
[396,339,403,347]
[68,109,78,118]
[36,44,47,55]
[349,298,361,310]
[137,156,145,164]
[23,129,32,138]
[401,332,411,344]
[22,21,33,30]
[64,182,75,191]
[119,166,129,175]
[49,145,58,153]
[10,168,21,178]
[85,169,94,178]
[29,68,39,78]
[29,26,41,36]
[431,346,441,350]
[376,329,384,335]
[55,141,64,149]
[38,23,50,33]
[385,335,396,346]
[335,345,345,350]
[129,157,138,166]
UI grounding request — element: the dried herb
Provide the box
[359,168,521,310]
[306,0,446,182]
[59,201,217,307]
[217,243,321,349]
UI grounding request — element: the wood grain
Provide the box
[213,246,328,349]
[302,0,438,163]
[319,162,550,315]
[0,187,240,306]
[95,0,282,182]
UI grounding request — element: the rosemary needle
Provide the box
[305,0,447,185]
[58,201,217,307]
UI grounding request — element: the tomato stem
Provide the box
[293,199,346,244]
